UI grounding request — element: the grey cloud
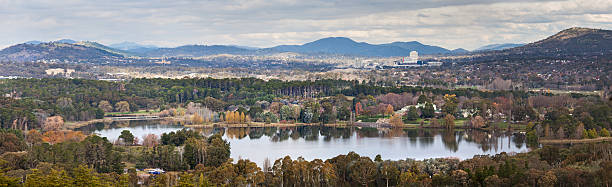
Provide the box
[0,0,610,50]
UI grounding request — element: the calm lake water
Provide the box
[78,120,530,166]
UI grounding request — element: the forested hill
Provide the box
[0,42,123,63]
[462,27,612,61]
[513,27,612,55]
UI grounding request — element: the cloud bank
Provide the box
[0,0,610,50]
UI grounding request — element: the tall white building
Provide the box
[409,51,418,63]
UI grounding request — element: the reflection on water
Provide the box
[79,121,529,166]
[77,120,184,142]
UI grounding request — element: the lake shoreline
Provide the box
[539,137,612,144]
[68,116,525,133]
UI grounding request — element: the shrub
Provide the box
[600,128,610,137]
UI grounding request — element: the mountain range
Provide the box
[269,37,470,56]
[3,37,473,59]
[1,27,609,62]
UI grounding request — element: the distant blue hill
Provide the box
[109,42,158,51]
[267,37,455,57]
[142,45,252,57]
[381,41,451,54]
[475,43,524,51]
[229,45,260,50]
[451,48,470,54]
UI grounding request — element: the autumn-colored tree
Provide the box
[115,101,130,112]
[0,132,26,154]
[399,171,418,186]
[191,113,204,124]
[430,118,440,128]
[98,100,113,113]
[225,111,234,124]
[442,94,458,116]
[390,113,404,127]
[240,112,246,123]
[269,102,283,114]
[444,115,455,129]
[384,104,394,117]
[601,128,610,137]
[41,130,86,144]
[355,102,363,116]
[43,116,64,131]
[587,129,599,139]
[380,161,400,187]
[556,127,566,139]
[484,175,502,186]
[471,116,485,128]
[451,170,469,186]
[245,115,251,123]
[575,123,585,139]
[230,111,237,124]
[142,134,159,147]
[350,157,377,186]
[26,129,43,145]
[544,125,552,138]
[538,171,557,187]
[291,105,301,122]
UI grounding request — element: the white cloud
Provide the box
[0,0,610,50]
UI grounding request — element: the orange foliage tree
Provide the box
[43,116,64,131]
[390,113,404,127]
[41,131,86,144]
[385,104,394,117]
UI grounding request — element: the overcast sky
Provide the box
[0,0,610,50]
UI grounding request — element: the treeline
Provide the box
[0,78,523,125]
[0,128,611,186]
[1,78,608,135]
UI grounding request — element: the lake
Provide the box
[78,120,530,166]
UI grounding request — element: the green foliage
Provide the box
[161,129,202,146]
[526,130,538,146]
[279,105,292,121]
[422,102,435,118]
[587,129,599,139]
[417,95,429,104]
[25,168,73,187]
[72,165,102,186]
[4,134,612,187]
[601,128,610,137]
[349,157,377,186]
[205,134,231,167]
[27,135,124,174]
[118,130,134,145]
[405,106,419,121]
[0,172,19,187]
